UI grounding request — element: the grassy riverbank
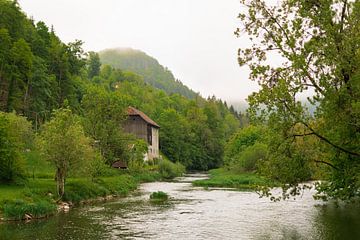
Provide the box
[0,149,187,221]
[0,171,161,221]
[0,150,180,221]
[193,168,277,190]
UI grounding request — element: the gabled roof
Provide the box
[127,107,160,128]
[111,160,127,169]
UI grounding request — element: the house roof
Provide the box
[127,106,160,128]
[111,160,127,168]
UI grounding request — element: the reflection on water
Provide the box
[1,173,359,240]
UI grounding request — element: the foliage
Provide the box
[224,125,267,172]
[2,199,56,220]
[81,86,129,165]
[88,152,108,180]
[0,112,32,183]
[158,158,185,179]
[149,191,169,201]
[0,0,86,122]
[96,65,239,170]
[224,125,264,167]
[127,138,148,171]
[24,150,54,179]
[87,51,101,79]
[237,0,360,200]
[99,48,197,99]
[0,174,146,220]
[237,143,268,172]
[36,107,96,197]
[63,175,138,202]
[193,168,277,190]
[0,0,242,175]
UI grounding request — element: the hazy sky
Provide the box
[19,0,258,102]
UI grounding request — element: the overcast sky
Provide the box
[19,0,259,102]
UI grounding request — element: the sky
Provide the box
[19,0,259,103]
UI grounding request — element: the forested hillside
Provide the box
[0,0,242,174]
[86,62,241,170]
[0,0,85,124]
[99,48,197,99]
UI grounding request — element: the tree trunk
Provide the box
[56,168,65,198]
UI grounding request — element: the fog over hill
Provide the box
[99,48,198,99]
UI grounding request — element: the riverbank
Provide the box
[192,168,277,190]
[0,171,161,221]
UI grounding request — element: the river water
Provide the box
[1,173,360,240]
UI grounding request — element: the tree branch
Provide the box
[291,132,315,137]
[281,100,360,157]
[314,160,339,170]
[260,3,325,95]
[301,121,360,157]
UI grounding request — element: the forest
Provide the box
[0,0,247,218]
[0,0,359,222]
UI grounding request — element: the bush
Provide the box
[224,125,264,167]
[128,160,146,173]
[158,159,185,179]
[0,112,31,184]
[150,191,169,201]
[236,143,268,172]
[3,199,57,220]
[88,153,108,180]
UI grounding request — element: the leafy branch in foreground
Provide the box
[237,0,360,200]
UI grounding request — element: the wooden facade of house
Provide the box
[123,107,160,160]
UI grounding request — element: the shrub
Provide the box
[236,143,268,172]
[158,159,185,179]
[224,125,264,167]
[89,153,108,180]
[0,112,31,184]
[150,191,168,201]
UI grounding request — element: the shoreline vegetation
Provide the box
[192,168,278,190]
[0,157,185,222]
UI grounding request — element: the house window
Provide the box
[147,125,152,145]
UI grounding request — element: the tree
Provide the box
[81,86,128,165]
[0,111,31,183]
[87,51,101,79]
[8,38,33,113]
[158,108,192,167]
[0,28,12,111]
[224,125,263,168]
[37,107,94,197]
[237,0,360,200]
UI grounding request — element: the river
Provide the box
[1,173,360,240]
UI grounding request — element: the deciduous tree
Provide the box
[237,0,360,200]
[37,107,94,197]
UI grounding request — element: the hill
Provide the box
[99,48,197,99]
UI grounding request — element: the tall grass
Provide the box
[158,159,185,179]
[193,168,277,190]
[2,199,57,220]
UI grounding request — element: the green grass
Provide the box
[0,171,168,221]
[150,191,169,201]
[0,178,57,220]
[63,175,138,202]
[0,150,179,221]
[193,168,278,190]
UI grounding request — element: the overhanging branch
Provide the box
[314,160,339,170]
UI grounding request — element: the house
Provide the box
[123,107,160,160]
